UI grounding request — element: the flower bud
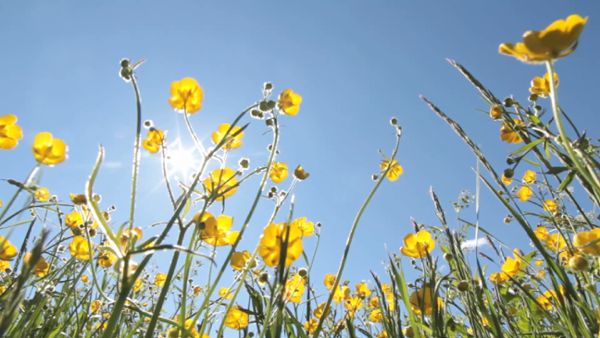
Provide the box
[568,254,588,272]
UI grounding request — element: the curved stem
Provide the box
[312,128,402,337]
[0,165,39,222]
[545,61,600,204]
[128,73,143,232]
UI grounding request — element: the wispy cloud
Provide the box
[460,237,489,251]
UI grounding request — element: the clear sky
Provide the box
[1,1,599,299]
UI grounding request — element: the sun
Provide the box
[166,138,199,180]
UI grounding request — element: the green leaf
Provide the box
[510,138,544,156]
[558,171,576,192]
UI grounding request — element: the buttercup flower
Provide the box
[65,211,84,229]
[290,217,315,236]
[344,296,363,318]
[277,89,302,116]
[368,309,383,323]
[98,250,117,268]
[258,222,303,267]
[270,162,289,184]
[333,285,351,304]
[534,226,566,252]
[194,212,239,247]
[224,305,249,330]
[573,228,600,255]
[133,278,143,292]
[219,287,233,300]
[355,282,371,299]
[211,123,244,150]
[500,119,524,144]
[543,199,558,213]
[516,186,533,202]
[522,170,536,184]
[530,72,559,97]
[32,132,67,165]
[155,273,167,287]
[409,286,443,316]
[400,230,435,258]
[499,14,588,63]
[380,159,404,181]
[90,300,102,313]
[0,236,17,261]
[489,250,522,283]
[501,174,513,185]
[24,253,50,277]
[489,104,503,120]
[304,319,318,334]
[284,273,305,303]
[34,187,50,202]
[143,128,164,154]
[203,168,238,201]
[230,250,253,270]
[168,77,203,114]
[0,114,23,150]
[537,288,563,311]
[323,273,336,290]
[69,236,93,261]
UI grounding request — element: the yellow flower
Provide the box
[224,305,249,330]
[409,286,443,316]
[501,174,513,185]
[290,217,314,237]
[323,273,336,290]
[543,199,558,213]
[195,212,239,247]
[380,159,403,181]
[314,302,329,318]
[344,296,363,318]
[0,114,23,150]
[98,250,117,268]
[34,187,50,202]
[143,128,164,154]
[270,162,289,183]
[219,287,233,299]
[90,300,102,313]
[0,260,10,272]
[119,227,143,252]
[530,72,559,97]
[284,273,305,303]
[155,273,167,287]
[133,278,143,293]
[500,119,524,144]
[382,283,395,311]
[522,170,536,184]
[81,274,89,283]
[499,14,588,63]
[24,252,50,277]
[377,332,389,338]
[230,250,252,270]
[193,286,203,295]
[573,228,600,255]
[32,132,67,165]
[258,222,303,267]
[203,168,238,201]
[355,282,371,299]
[277,89,302,116]
[166,318,205,338]
[489,104,503,120]
[368,296,379,309]
[69,236,93,261]
[69,193,87,205]
[65,211,84,229]
[489,250,522,283]
[368,309,383,323]
[304,319,318,334]
[211,123,243,150]
[516,186,533,202]
[333,285,351,303]
[168,77,203,114]
[537,289,562,311]
[0,236,17,261]
[400,230,435,258]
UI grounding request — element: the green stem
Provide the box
[127,72,143,234]
[545,61,600,204]
[0,165,39,222]
[312,128,402,337]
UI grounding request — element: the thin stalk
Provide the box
[312,128,402,337]
[0,165,39,222]
[546,61,600,204]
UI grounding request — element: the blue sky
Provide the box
[1,0,599,307]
